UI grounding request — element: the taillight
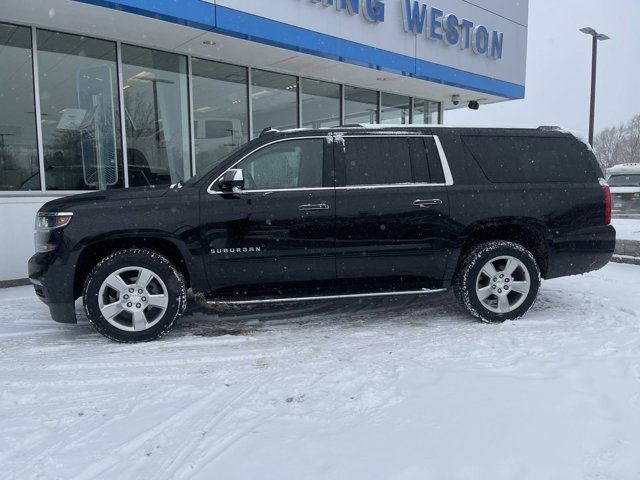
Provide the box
[601,181,612,225]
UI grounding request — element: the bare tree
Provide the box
[620,114,640,165]
[593,125,624,169]
[593,114,640,170]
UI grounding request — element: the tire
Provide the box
[453,241,541,323]
[83,248,187,342]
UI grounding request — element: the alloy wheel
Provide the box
[98,266,169,332]
[475,255,531,314]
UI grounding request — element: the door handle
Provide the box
[413,199,443,208]
[298,203,330,212]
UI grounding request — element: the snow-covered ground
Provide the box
[2,263,640,479]
[613,218,640,241]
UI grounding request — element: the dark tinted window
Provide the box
[343,137,412,186]
[237,139,323,190]
[408,138,430,183]
[425,137,445,183]
[462,136,599,183]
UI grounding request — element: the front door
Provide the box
[333,134,454,290]
[199,137,336,298]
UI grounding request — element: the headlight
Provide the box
[34,212,73,252]
[35,212,73,230]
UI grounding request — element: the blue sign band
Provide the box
[72,0,525,99]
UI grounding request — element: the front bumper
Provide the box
[28,251,77,324]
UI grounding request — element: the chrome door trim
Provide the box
[298,203,330,211]
[414,199,444,207]
[207,288,447,306]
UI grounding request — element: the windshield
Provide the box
[608,174,640,187]
[183,143,247,187]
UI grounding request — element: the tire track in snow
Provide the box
[155,383,266,480]
[68,381,240,480]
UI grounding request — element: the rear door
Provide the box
[333,134,454,290]
[199,136,336,297]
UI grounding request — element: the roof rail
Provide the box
[538,125,562,131]
[259,127,280,137]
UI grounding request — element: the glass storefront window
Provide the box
[251,69,298,138]
[0,23,39,191]
[122,44,190,187]
[37,30,123,191]
[300,79,340,128]
[413,99,440,124]
[344,86,378,124]
[380,92,410,124]
[192,59,248,173]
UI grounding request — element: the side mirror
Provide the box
[218,169,244,191]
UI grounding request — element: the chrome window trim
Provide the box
[207,133,454,195]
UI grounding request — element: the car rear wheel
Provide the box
[454,241,541,323]
[83,248,186,342]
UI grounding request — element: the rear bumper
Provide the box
[28,252,77,324]
[545,224,616,279]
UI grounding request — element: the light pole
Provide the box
[579,27,610,146]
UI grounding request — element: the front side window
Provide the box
[37,30,123,191]
[235,139,323,190]
[342,137,412,186]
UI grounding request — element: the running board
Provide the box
[206,288,448,306]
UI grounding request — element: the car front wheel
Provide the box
[83,248,186,342]
[454,241,541,323]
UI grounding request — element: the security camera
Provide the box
[468,100,480,110]
[451,95,461,106]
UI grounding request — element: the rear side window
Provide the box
[342,137,412,186]
[462,135,599,183]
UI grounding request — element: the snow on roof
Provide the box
[607,163,640,173]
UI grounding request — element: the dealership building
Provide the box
[0,0,528,283]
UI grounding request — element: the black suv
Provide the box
[28,126,616,342]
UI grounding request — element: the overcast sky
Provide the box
[447,0,638,134]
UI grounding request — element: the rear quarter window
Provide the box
[461,135,600,183]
